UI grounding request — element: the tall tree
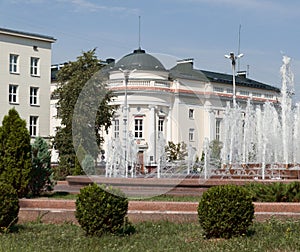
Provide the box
[0,108,32,198]
[53,49,115,179]
[29,137,53,196]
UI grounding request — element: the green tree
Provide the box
[29,137,54,196]
[165,141,188,161]
[0,108,32,198]
[53,49,115,179]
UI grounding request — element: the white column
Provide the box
[148,105,156,164]
[166,107,172,142]
[208,109,215,141]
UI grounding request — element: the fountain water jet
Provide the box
[219,56,298,179]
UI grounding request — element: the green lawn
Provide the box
[1,219,300,252]
[43,192,202,202]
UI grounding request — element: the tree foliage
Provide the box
[0,108,32,198]
[0,183,19,232]
[165,141,188,161]
[29,137,54,196]
[53,49,115,179]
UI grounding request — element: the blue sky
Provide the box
[1,0,300,100]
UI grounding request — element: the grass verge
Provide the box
[1,219,300,251]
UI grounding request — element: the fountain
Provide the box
[216,56,300,179]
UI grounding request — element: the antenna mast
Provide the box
[238,24,241,72]
[138,16,141,49]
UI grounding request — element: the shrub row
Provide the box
[244,181,300,202]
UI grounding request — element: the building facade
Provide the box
[103,48,280,171]
[0,27,55,138]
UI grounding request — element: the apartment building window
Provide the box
[134,118,143,138]
[189,128,195,142]
[158,118,164,132]
[9,84,18,104]
[30,87,39,105]
[226,88,233,94]
[30,57,40,76]
[113,119,119,138]
[9,54,19,73]
[216,119,221,141]
[189,109,194,119]
[29,116,38,136]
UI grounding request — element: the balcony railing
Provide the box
[108,79,170,88]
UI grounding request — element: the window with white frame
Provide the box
[29,116,38,136]
[113,119,119,138]
[30,57,40,76]
[213,87,224,93]
[189,109,194,119]
[252,92,261,97]
[240,90,250,96]
[30,87,39,105]
[265,94,274,99]
[158,117,164,132]
[226,88,233,94]
[216,119,221,141]
[9,54,19,73]
[189,128,195,142]
[134,118,143,138]
[9,84,18,103]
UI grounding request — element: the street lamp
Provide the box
[119,68,136,177]
[225,52,244,107]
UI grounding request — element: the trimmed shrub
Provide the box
[0,183,19,232]
[198,184,254,239]
[75,183,134,236]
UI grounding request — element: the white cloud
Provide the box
[171,0,300,17]
[9,0,139,14]
[56,0,139,14]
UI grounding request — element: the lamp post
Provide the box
[119,68,136,177]
[225,52,243,107]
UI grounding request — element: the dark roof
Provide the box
[170,61,280,92]
[170,61,209,82]
[201,70,280,92]
[0,27,56,42]
[114,48,166,71]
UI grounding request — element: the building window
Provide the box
[113,119,119,138]
[213,87,224,93]
[158,118,164,132]
[189,109,194,119]
[216,119,221,141]
[134,118,143,138]
[252,92,261,97]
[30,57,40,76]
[9,84,18,104]
[30,87,39,105]
[29,116,38,136]
[265,94,274,99]
[189,128,195,142]
[240,90,250,96]
[226,88,233,94]
[9,54,19,73]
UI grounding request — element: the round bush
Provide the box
[198,184,254,239]
[0,183,19,232]
[75,183,133,236]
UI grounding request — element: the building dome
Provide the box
[114,48,166,71]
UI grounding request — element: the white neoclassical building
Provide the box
[0,27,55,138]
[103,48,280,172]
